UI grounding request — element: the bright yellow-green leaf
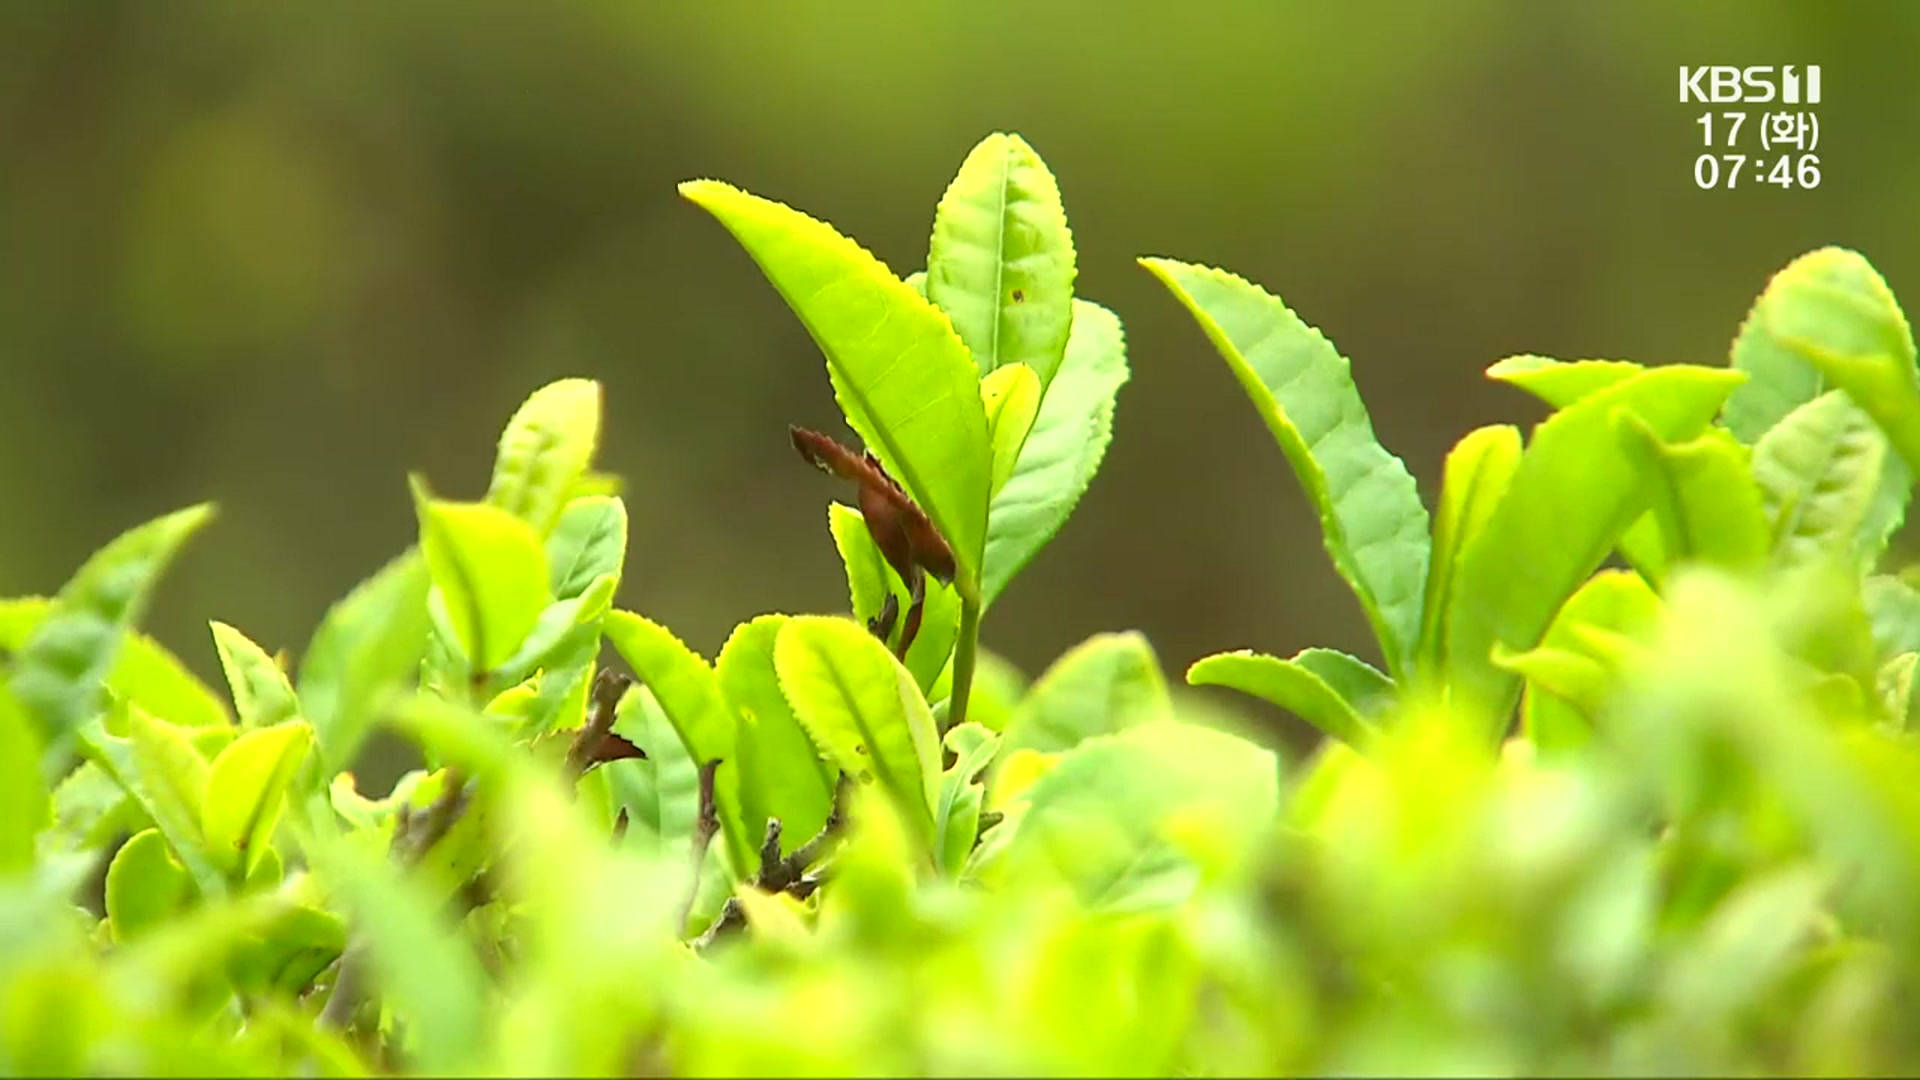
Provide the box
[545,495,627,601]
[0,686,47,875]
[981,363,1042,496]
[773,615,942,843]
[1002,631,1171,759]
[1141,258,1430,680]
[1418,424,1522,678]
[1445,364,1743,731]
[1612,413,1768,574]
[9,504,216,757]
[209,620,298,729]
[716,615,836,856]
[296,550,432,772]
[602,609,752,875]
[1758,248,1920,477]
[104,828,191,943]
[1510,569,1662,753]
[1753,390,1891,569]
[981,299,1130,609]
[487,377,603,536]
[682,179,992,588]
[1188,648,1385,748]
[412,481,552,674]
[200,720,313,882]
[926,132,1077,388]
[1487,355,1645,408]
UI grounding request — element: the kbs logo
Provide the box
[1679,65,1822,104]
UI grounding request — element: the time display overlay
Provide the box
[1691,108,1822,191]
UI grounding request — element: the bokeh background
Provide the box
[4,1,1917,747]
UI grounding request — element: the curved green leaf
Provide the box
[1007,721,1279,911]
[80,706,225,895]
[1866,574,1920,663]
[296,550,432,772]
[827,502,959,695]
[716,614,835,854]
[1506,568,1662,752]
[412,483,551,674]
[602,610,751,874]
[1757,248,1920,477]
[982,298,1129,609]
[925,132,1076,388]
[209,621,298,730]
[1141,258,1430,679]
[487,377,603,536]
[1445,364,1743,728]
[0,597,228,732]
[773,615,942,841]
[104,828,191,943]
[981,363,1042,496]
[1613,413,1768,573]
[545,495,627,601]
[1723,254,1912,567]
[1002,630,1170,758]
[933,721,999,878]
[1488,355,1646,407]
[9,504,215,758]
[1877,652,1920,731]
[1753,390,1889,568]
[201,720,313,882]
[0,686,46,875]
[1188,649,1377,747]
[681,179,991,586]
[1418,424,1522,676]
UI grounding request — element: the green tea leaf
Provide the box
[1865,574,1920,663]
[1507,569,1662,752]
[305,834,489,1074]
[827,502,960,694]
[104,827,191,942]
[1003,630,1171,758]
[1757,248,1920,478]
[773,615,942,841]
[412,483,552,675]
[926,132,1076,388]
[545,495,627,601]
[981,299,1129,608]
[491,574,617,689]
[681,179,992,587]
[1612,413,1768,573]
[933,721,999,878]
[602,610,751,874]
[9,504,215,758]
[981,362,1042,496]
[209,621,298,730]
[1486,355,1645,408]
[1188,649,1377,747]
[296,550,432,772]
[602,686,700,850]
[1418,424,1522,677]
[200,720,313,882]
[487,377,603,536]
[1008,721,1279,910]
[1724,262,1832,443]
[1141,258,1430,680]
[1445,364,1743,728]
[80,709,225,895]
[716,615,835,854]
[1876,652,1920,731]
[1753,390,1891,568]
[0,686,47,875]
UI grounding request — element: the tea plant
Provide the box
[4,130,1920,1075]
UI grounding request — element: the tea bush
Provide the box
[5,133,1920,1075]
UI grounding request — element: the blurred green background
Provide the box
[3,1,1917,740]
